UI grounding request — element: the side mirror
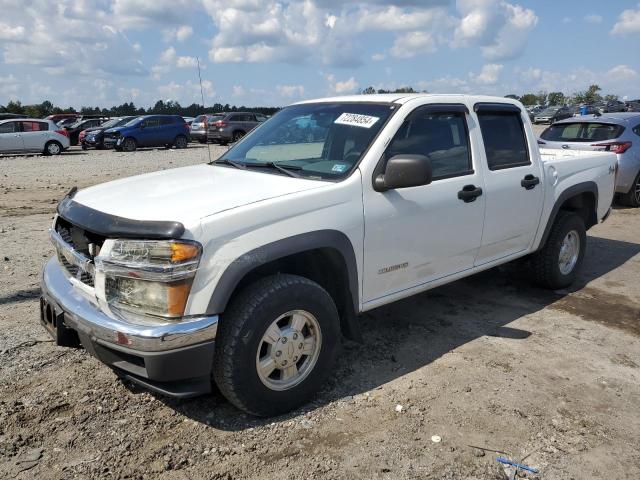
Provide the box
[374,155,432,192]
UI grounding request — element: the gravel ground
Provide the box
[1,141,639,479]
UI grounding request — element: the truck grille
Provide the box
[54,218,105,287]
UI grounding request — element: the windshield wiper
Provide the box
[244,161,302,178]
[211,158,246,169]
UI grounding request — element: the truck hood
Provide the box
[72,164,326,226]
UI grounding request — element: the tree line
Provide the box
[0,99,280,119]
[361,84,621,106]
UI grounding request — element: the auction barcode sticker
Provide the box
[334,112,380,128]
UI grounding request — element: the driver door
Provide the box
[362,105,486,304]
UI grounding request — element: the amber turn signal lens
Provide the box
[170,242,201,263]
[166,281,193,317]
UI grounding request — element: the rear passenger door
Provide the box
[21,121,50,151]
[362,104,486,303]
[473,103,544,265]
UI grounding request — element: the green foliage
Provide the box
[519,93,539,106]
[547,92,565,106]
[604,94,619,102]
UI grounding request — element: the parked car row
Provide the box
[190,112,267,145]
[538,112,640,207]
[528,100,637,125]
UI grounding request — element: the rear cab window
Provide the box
[541,122,625,142]
[476,106,530,170]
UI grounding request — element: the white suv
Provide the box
[0,118,70,155]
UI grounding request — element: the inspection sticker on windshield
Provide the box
[334,113,379,129]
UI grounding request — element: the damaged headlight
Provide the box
[95,239,201,319]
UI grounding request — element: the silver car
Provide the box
[538,113,640,206]
[0,118,70,155]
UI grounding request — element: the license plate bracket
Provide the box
[39,297,81,348]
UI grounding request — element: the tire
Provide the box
[174,135,188,149]
[122,137,136,152]
[232,131,245,143]
[213,274,340,416]
[81,144,88,151]
[619,171,640,208]
[531,211,586,289]
[44,141,62,156]
[198,139,207,144]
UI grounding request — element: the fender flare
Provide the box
[536,181,598,251]
[206,230,359,315]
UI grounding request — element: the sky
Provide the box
[1,0,640,108]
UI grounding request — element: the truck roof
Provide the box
[294,93,523,106]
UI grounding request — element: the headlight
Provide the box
[95,239,201,319]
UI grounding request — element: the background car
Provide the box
[104,115,190,152]
[46,113,80,124]
[191,112,264,145]
[626,101,640,112]
[602,100,627,113]
[534,106,573,124]
[0,113,27,120]
[538,113,640,207]
[80,116,136,150]
[65,117,108,146]
[0,118,70,155]
[570,105,599,116]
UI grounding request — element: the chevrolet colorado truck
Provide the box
[40,94,617,416]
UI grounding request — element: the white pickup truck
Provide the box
[40,94,617,416]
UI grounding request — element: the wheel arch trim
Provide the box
[536,181,598,252]
[205,230,359,315]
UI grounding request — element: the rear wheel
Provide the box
[198,139,207,144]
[174,135,188,149]
[213,274,340,416]
[620,171,640,208]
[531,211,586,289]
[44,141,62,156]
[232,130,245,143]
[122,137,136,152]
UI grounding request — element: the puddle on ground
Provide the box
[550,287,640,337]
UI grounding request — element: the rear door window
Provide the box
[477,112,530,170]
[21,121,48,132]
[541,122,624,142]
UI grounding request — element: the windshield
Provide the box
[214,102,395,180]
[99,118,121,129]
[124,116,144,127]
[540,108,560,115]
[541,122,625,142]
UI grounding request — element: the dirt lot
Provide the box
[1,141,639,479]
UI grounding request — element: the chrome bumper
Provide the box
[41,257,218,352]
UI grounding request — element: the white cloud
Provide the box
[473,63,503,85]
[453,0,538,61]
[584,14,602,24]
[112,0,193,28]
[611,6,640,34]
[232,85,246,97]
[0,22,25,41]
[176,56,198,68]
[325,14,337,29]
[176,25,194,41]
[390,31,437,58]
[371,52,386,61]
[607,64,638,81]
[328,76,358,94]
[277,84,305,97]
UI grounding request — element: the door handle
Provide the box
[458,184,483,203]
[521,174,540,190]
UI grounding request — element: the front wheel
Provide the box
[532,211,586,289]
[122,137,136,152]
[232,131,245,143]
[213,274,340,416]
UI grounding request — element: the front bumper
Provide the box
[40,258,218,397]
